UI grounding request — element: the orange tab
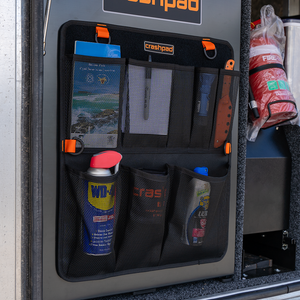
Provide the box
[62,139,76,153]
[202,40,215,51]
[225,59,235,70]
[96,24,109,39]
[224,142,232,155]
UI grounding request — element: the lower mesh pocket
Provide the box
[57,167,119,280]
[115,166,170,271]
[159,166,230,266]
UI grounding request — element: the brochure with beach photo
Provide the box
[70,60,121,148]
[70,41,121,148]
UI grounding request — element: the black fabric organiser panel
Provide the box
[57,20,240,282]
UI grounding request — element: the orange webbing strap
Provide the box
[96,24,110,39]
[62,139,76,153]
[202,38,217,59]
[202,39,215,51]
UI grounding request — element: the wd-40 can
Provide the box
[83,151,122,256]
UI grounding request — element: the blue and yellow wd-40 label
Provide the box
[83,181,116,255]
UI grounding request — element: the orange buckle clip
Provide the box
[202,39,217,60]
[62,138,85,156]
[96,24,110,40]
[62,139,76,153]
[224,142,232,155]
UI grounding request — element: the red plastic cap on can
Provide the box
[90,151,122,169]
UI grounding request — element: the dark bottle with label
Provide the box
[191,206,208,245]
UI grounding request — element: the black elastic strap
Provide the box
[249,63,285,76]
[267,100,298,122]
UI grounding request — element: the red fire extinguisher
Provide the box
[248,5,298,141]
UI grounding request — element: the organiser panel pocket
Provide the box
[190,68,219,149]
[57,166,120,280]
[123,59,173,147]
[69,55,126,149]
[167,65,194,148]
[210,69,240,149]
[159,166,230,266]
[116,166,171,271]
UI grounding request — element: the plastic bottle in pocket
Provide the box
[182,178,211,246]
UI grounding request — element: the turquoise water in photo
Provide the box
[71,93,119,134]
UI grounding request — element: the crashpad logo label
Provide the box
[144,41,174,55]
[103,0,202,25]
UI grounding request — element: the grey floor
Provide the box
[261,291,300,300]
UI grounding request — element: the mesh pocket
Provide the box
[116,166,170,271]
[190,68,219,149]
[160,166,230,266]
[167,65,194,148]
[57,167,120,280]
[123,59,173,147]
